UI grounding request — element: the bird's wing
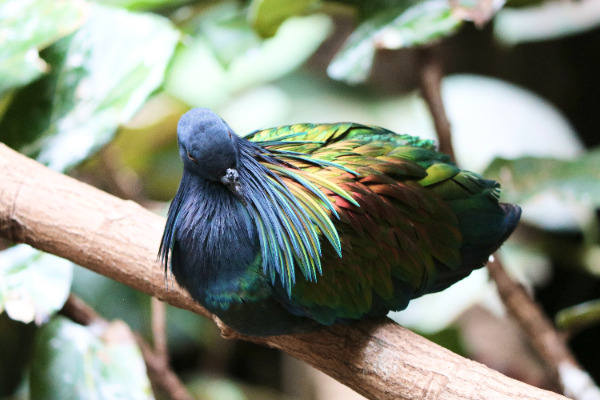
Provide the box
[245,122,437,155]
[245,123,498,323]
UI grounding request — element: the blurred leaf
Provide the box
[107,93,185,200]
[0,0,88,96]
[189,377,247,400]
[556,299,600,333]
[485,148,600,233]
[165,5,331,107]
[227,14,331,92]
[165,36,229,107]
[0,245,73,325]
[439,74,584,174]
[495,0,600,45]
[197,3,261,68]
[71,267,151,333]
[485,148,600,207]
[30,316,154,400]
[327,0,461,84]
[248,0,320,37]
[93,0,190,11]
[0,3,180,172]
[187,376,287,400]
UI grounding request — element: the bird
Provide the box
[160,108,521,336]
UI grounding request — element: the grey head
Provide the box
[177,108,243,199]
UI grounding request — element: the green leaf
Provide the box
[485,149,600,233]
[0,3,180,172]
[556,298,600,333]
[248,0,320,37]
[0,0,88,96]
[165,4,331,108]
[0,245,73,325]
[485,148,600,208]
[327,0,462,84]
[93,0,189,11]
[30,316,154,400]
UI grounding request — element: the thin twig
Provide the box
[60,293,104,326]
[136,333,196,400]
[487,257,575,372]
[151,297,169,363]
[417,44,456,161]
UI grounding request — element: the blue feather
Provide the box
[236,140,353,295]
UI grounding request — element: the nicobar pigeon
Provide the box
[160,108,521,336]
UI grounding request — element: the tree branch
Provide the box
[136,332,196,400]
[488,257,600,400]
[0,143,568,400]
[418,45,455,161]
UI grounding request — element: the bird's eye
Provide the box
[187,152,197,163]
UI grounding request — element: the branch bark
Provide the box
[0,143,568,400]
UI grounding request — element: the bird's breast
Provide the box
[171,176,262,307]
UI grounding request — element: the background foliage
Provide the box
[1,0,599,398]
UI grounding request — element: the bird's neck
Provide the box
[172,172,259,297]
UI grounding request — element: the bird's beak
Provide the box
[221,168,246,205]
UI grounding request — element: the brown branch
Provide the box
[136,333,196,400]
[0,143,568,400]
[59,293,195,400]
[148,298,186,399]
[488,257,600,399]
[418,45,456,161]
[152,297,169,361]
[60,293,104,326]
[488,257,576,373]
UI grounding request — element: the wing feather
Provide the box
[242,122,478,323]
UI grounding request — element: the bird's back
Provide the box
[245,123,521,325]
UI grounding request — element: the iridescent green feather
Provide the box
[246,122,468,323]
[241,133,368,295]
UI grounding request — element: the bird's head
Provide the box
[177,108,244,201]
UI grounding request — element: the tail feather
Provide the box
[497,203,523,244]
[425,202,521,295]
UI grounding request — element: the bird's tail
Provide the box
[425,202,521,294]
